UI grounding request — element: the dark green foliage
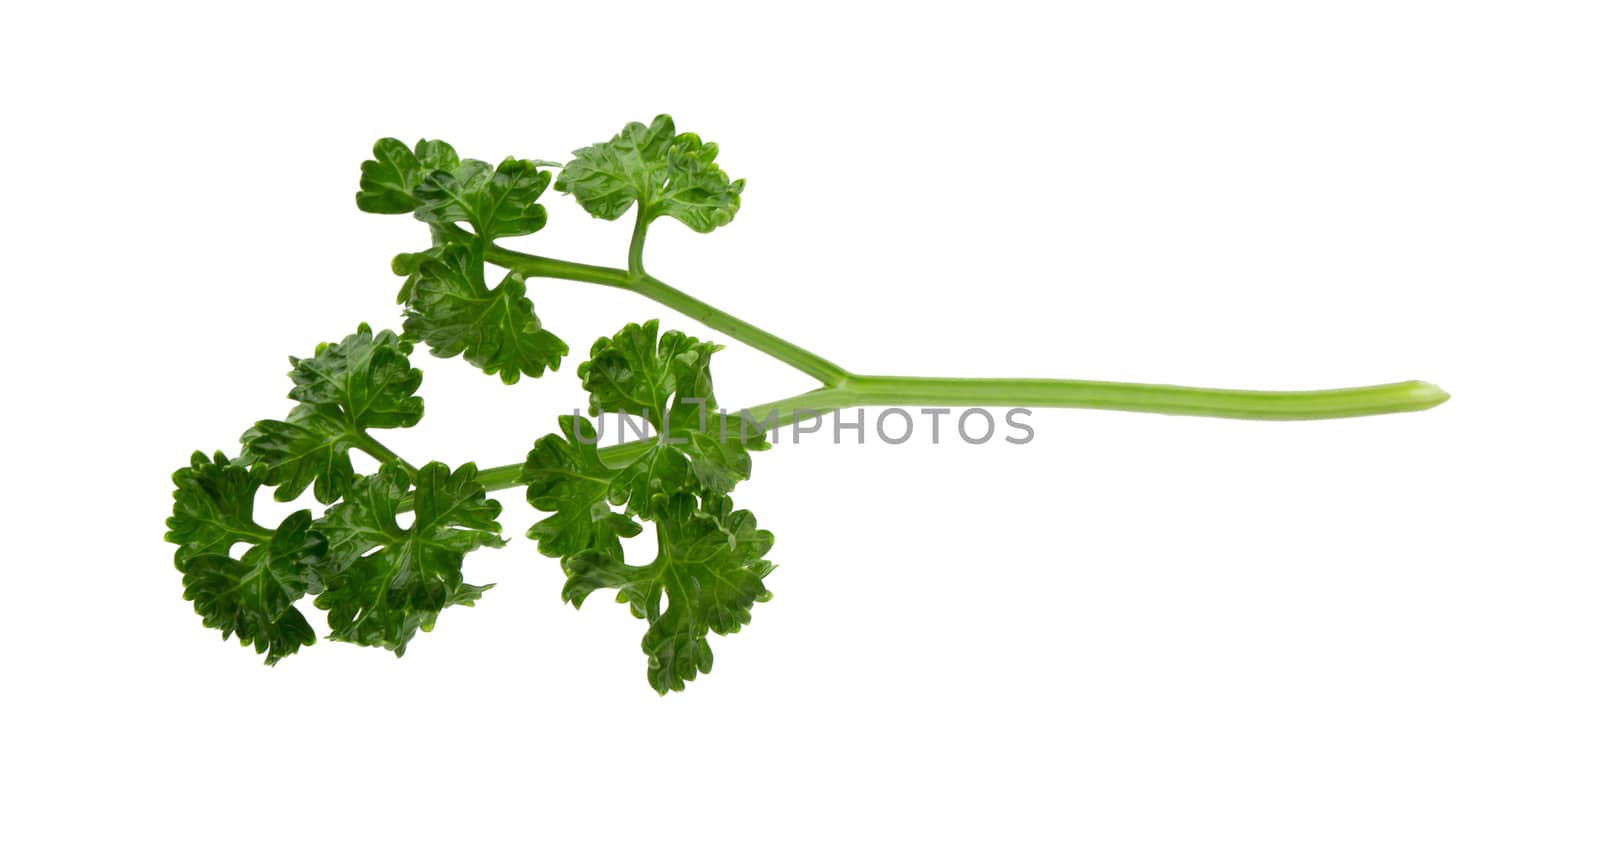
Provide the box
[239,324,422,504]
[524,323,774,693]
[314,462,504,654]
[555,114,745,232]
[403,242,567,383]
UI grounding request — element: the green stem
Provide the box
[479,240,850,386]
[628,207,650,277]
[454,215,1451,418]
[459,223,1447,502]
[238,523,277,542]
[831,375,1451,421]
[461,376,1448,500]
[702,376,1450,426]
[472,462,525,494]
[482,233,1450,418]
[482,236,1451,418]
[482,242,630,288]
[464,444,647,501]
[351,431,417,475]
[630,272,850,385]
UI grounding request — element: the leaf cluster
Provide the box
[168,327,504,662]
[355,115,744,386]
[171,116,771,693]
[522,322,774,693]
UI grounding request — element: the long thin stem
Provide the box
[448,221,1448,506]
[833,375,1450,421]
[473,462,525,493]
[351,430,416,475]
[478,237,1451,420]
[629,273,851,385]
[482,242,630,288]
[458,375,1448,501]
[481,239,851,385]
[706,376,1448,430]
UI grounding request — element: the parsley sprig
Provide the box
[167,115,1449,693]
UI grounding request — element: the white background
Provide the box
[3,2,1596,840]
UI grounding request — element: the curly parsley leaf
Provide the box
[415,157,553,240]
[358,137,554,239]
[522,414,642,560]
[522,325,776,692]
[579,317,714,422]
[555,115,745,233]
[180,509,326,666]
[563,493,775,694]
[238,407,355,506]
[239,325,423,504]
[165,451,272,571]
[391,246,443,305]
[313,462,505,655]
[404,242,568,383]
[577,320,766,512]
[658,132,747,233]
[286,323,425,427]
[356,138,461,214]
